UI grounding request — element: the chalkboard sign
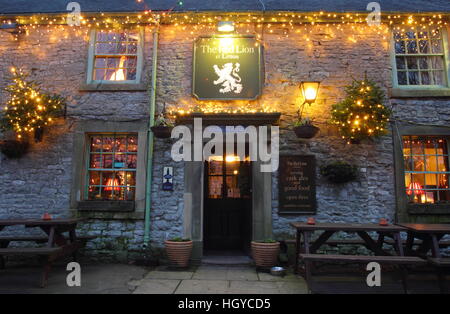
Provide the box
[278,155,316,214]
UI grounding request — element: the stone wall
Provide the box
[0,22,449,261]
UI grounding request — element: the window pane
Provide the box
[103,155,113,168]
[96,42,119,54]
[113,154,126,168]
[125,172,136,186]
[127,154,137,169]
[93,69,106,80]
[102,137,114,152]
[395,40,405,54]
[89,171,101,185]
[115,136,127,152]
[90,136,102,152]
[127,136,138,152]
[432,71,445,86]
[406,57,418,69]
[126,68,136,80]
[417,57,429,70]
[208,161,223,175]
[396,57,406,69]
[413,155,425,171]
[208,176,223,199]
[418,40,429,53]
[88,186,101,200]
[90,154,102,168]
[94,57,107,68]
[407,41,418,54]
[431,40,443,53]
[408,71,420,85]
[420,72,431,85]
[397,71,407,85]
[430,56,444,70]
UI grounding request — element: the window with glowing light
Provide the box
[88,30,142,83]
[86,134,138,201]
[393,27,448,87]
[403,136,450,204]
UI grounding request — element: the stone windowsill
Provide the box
[391,88,450,98]
[73,209,145,220]
[77,200,135,212]
[407,204,450,215]
[79,83,147,92]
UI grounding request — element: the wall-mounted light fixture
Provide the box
[300,81,320,105]
[217,21,235,33]
[0,23,21,35]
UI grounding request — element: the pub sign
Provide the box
[278,155,317,214]
[193,36,263,100]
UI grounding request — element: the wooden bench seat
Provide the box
[300,253,426,265]
[285,238,450,248]
[0,235,96,246]
[0,247,63,256]
[300,253,426,294]
[428,257,450,267]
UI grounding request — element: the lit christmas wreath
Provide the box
[331,78,391,144]
[0,67,66,142]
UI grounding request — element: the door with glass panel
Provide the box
[204,154,252,252]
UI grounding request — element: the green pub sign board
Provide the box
[193,36,263,100]
[278,155,317,214]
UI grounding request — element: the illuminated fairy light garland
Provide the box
[0,67,66,140]
[0,12,447,116]
[330,79,391,144]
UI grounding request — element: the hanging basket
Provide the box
[0,140,30,159]
[151,126,173,139]
[293,125,320,139]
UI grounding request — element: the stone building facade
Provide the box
[0,8,449,262]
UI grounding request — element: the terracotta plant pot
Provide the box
[293,125,320,139]
[164,239,193,268]
[151,126,173,139]
[0,140,30,159]
[251,241,280,268]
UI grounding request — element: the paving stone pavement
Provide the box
[132,265,309,294]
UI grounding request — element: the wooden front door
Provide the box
[204,155,252,252]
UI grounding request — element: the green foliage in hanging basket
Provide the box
[320,161,358,184]
[168,237,191,242]
[0,68,66,140]
[331,78,391,143]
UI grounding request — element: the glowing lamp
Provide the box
[300,81,320,104]
[104,178,121,191]
[217,21,235,33]
[406,182,424,195]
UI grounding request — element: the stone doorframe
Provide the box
[183,161,273,262]
[180,127,275,262]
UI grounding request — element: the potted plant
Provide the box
[164,237,193,268]
[292,117,320,139]
[320,161,358,184]
[251,239,280,268]
[151,112,174,139]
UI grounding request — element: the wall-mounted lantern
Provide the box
[217,21,235,33]
[300,81,320,105]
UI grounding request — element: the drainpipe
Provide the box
[143,23,160,249]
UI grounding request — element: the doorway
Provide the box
[203,154,252,255]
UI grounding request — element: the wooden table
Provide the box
[290,222,408,274]
[0,218,85,287]
[397,223,450,258]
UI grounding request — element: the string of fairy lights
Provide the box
[0,10,448,122]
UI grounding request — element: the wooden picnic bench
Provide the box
[0,218,92,287]
[290,222,427,294]
[399,223,450,294]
